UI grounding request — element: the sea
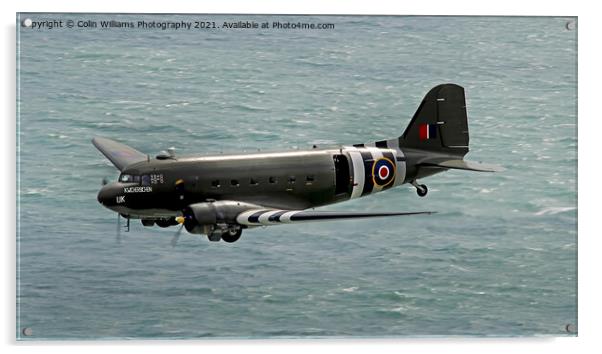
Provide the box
[16,14,577,339]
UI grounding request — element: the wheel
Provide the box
[416,184,428,197]
[141,219,155,227]
[221,228,242,243]
[157,217,179,228]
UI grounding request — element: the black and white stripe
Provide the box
[236,209,307,226]
[236,209,432,226]
[343,139,406,199]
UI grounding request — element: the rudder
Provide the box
[399,84,469,157]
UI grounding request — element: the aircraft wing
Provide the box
[92,137,148,171]
[236,209,434,226]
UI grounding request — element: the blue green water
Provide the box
[17,14,577,339]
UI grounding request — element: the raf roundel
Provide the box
[372,157,396,187]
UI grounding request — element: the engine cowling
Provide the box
[182,201,263,235]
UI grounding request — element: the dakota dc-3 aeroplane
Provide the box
[94,84,501,243]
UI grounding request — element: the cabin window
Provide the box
[231,179,240,187]
[211,180,220,188]
[269,176,277,184]
[288,176,296,184]
[132,175,141,183]
[141,175,151,186]
[305,175,315,185]
[250,178,259,186]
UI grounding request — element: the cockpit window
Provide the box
[119,174,133,182]
[120,174,142,183]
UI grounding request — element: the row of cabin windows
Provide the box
[211,175,315,188]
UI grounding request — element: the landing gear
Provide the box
[221,227,242,243]
[141,219,155,227]
[207,224,242,243]
[417,185,428,197]
[411,180,428,197]
[156,218,178,228]
[207,230,222,242]
[206,224,243,243]
[121,214,131,232]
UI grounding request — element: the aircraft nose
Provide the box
[97,183,119,207]
[97,184,110,205]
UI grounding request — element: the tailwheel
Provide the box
[411,180,428,197]
[221,227,242,243]
[416,184,428,197]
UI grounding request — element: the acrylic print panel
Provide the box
[16,14,577,339]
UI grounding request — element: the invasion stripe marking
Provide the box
[268,210,289,222]
[248,210,270,223]
[236,210,256,223]
[375,140,388,148]
[367,148,384,193]
[384,138,406,186]
[386,138,400,151]
[381,151,397,191]
[258,210,283,224]
[346,148,365,200]
[359,149,374,196]
[347,142,407,192]
[278,211,300,223]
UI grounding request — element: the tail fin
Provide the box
[399,84,469,157]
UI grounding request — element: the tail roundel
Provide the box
[399,84,469,157]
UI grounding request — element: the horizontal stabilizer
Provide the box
[236,209,434,226]
[422,159,504,172]
[92,137,147,171]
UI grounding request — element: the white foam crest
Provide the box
[534,206,576,216]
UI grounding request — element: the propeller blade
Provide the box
[171,224,184,248]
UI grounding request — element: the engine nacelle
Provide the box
[183,201,262,234]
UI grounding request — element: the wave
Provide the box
[534,206,576,216]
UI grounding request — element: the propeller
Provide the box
[170,225,184,248]
[170,216,186,247]
[116,213,122,244]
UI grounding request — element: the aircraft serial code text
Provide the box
[21,20,336,31]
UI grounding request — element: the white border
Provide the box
[3,1,596,353]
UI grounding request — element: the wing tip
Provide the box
[412,211,436,216]
[91,136,111,149]
[91,136,146,171]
